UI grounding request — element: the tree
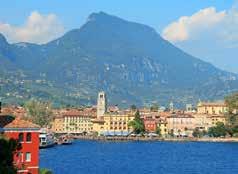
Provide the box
[192,128,206,138]
[168,129,174,137]
[225,92,238,114]
[208,122,226,137]
[225,93,238,136]
[24,100,53,127]
[128,110,145,134]
[192,128,201,138]
[0,137,22,174]
[156,127,161,136]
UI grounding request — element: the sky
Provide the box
[0,0,237,73]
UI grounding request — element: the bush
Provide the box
[208,122,226,137]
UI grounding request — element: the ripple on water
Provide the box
[40,140,238,174]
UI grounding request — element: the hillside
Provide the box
[0,12,238,107]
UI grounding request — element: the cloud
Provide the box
[0,11,65,44]
[161,4,238,73]
[162,7,226,42]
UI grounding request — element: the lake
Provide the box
[40,140,238,174]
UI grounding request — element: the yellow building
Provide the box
[156,120,168,137]
[52,116,64,133]
[92,118,105,134]
[92,113,135,136]
[197,101,228,115]
[207,115,226,127]
[192,113,227,130]
[52,109,93,134]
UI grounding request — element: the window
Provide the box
[25,152,31,162]
[26,133,31,142]
[18,133,24,143]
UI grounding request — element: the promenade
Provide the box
[72,135,238,143]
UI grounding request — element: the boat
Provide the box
[62,137,73,145]
[58,134,73,145]
[39,128,55,148]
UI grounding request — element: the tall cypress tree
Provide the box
[128,110,145,134]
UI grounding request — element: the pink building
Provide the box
[167,113,195,137]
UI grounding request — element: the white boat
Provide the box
[61,137,73,145]
[39,128,55,148]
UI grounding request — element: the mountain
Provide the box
[0,12,238,107]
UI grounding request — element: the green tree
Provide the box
[0,137,22,174]
[24,100,53,127]
[156,127,161,136]
[192,128,201,138]
[208,122,226,137]
[128,110,145,134]
[225,92,238,114]
[168,129,174,137]
[192,128,206,138]
[225,92,238,136]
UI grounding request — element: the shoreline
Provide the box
[71,135,238,143]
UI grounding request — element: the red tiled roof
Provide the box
[65,110,96,116]
[0,115,40,129]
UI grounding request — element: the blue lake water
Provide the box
[40,140,238,174]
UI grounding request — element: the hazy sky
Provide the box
[0,0,237,73]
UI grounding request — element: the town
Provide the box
[1,91,238,174]
[51,91,229,138]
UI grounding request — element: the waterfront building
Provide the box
[192,114,210,131]
[192,113,226,131]
[52,109,94,134]
[191,101,228,131]
[167,113,195,137]
[144,118,157,132]
[92,118,105,135]
[207,115,226,127]
[51,115,64,133]
[0,115,40,174]
[92,113,134,136]
[197,101,228,115]
[97,91,107,118]
[156,119,168,137]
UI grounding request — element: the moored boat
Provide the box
[39,128,55,148]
